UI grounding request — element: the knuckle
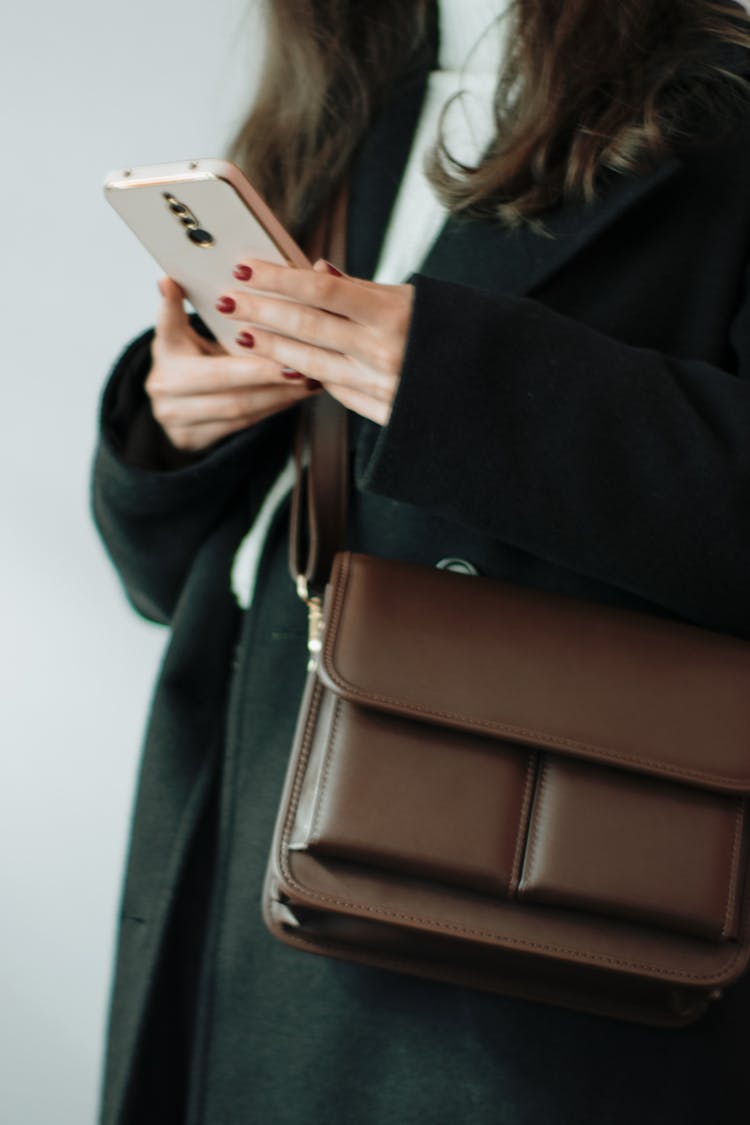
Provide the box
[175,426,212,452]
[295,307,320,340]
[146,358,183,396]
[314,274,337,303]
[222,394,249,421]
[167,426,194,451]
[249,296,268,323]
[371,338,398,373]
[144,371,164,397]
[150,397,174,425]
[230,361,262,388]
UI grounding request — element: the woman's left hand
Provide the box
[215,258,415,425]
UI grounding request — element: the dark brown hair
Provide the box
[229,0,750,233]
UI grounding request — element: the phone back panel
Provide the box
[105,160,308,354]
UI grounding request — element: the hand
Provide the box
[214,259,416,426]
[145,278,320,452]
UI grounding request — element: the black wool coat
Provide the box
[94,52,750,1125]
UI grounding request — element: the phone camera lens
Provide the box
[188,228,214,248]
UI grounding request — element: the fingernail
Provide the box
[216,296,236,314]
[236,331,255,349]
[305,379,323,391]
[281,367,304,380]
[324,261,344,277]
[233,264,253,281]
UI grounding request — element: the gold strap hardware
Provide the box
[297,574,323,670]
[305,597,323,671]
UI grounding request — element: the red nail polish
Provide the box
[305,379,323,391]
[236,331,255,348]
[233,264,253,281]
[281,367,303,380]
[324,261,344,277]
[216,295,236,314]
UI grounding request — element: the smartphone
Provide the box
[104,158,309,354]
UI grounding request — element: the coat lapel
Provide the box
[348,0,685,296]
[418,154,682,297]
[347,0,690,295]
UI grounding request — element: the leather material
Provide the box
[291,692,532,897]
[319,554,750,792]
[289,394,349,596]
[267,176,750,1028]
[263,553,750,1026]
[288,185,349,596]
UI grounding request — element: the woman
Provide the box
[94,1,750,1122]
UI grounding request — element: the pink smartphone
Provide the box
[104,158,309,354]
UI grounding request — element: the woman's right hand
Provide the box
[145,277,319,453]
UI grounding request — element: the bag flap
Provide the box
[318,553,750,793]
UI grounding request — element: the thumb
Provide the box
[155,276,193,351]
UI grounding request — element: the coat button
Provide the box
[435,557,480,576]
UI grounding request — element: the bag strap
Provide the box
[288,187,350,661]
[289,394,349,598]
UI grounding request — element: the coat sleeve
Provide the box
[357,272,750,637]
[91,329,297,624]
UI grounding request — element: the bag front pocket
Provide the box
[290,689,747,942]
[516,757,746,941]
[291,697,534,898]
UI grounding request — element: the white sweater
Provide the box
[231,0,508,608]
[374,0,508,284]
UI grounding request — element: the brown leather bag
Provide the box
[262,390,750,1027]
[262,197,750,1026]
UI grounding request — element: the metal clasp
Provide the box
[296,574,323,670]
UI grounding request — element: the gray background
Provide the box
[1,2,261,1121]
[5,3,750,1123]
